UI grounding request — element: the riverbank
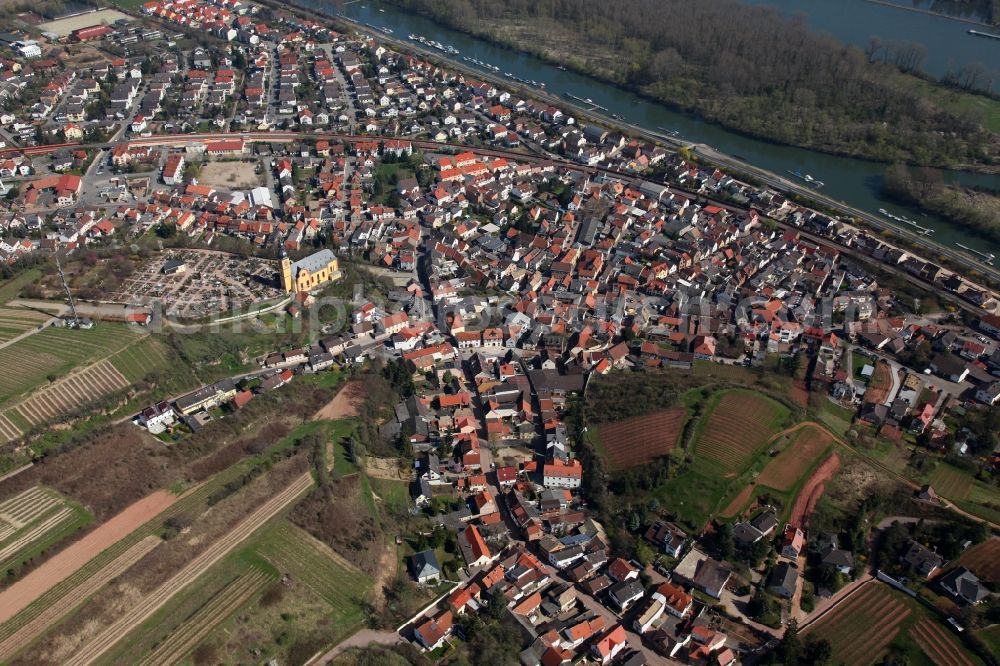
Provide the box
[382,0,1000,174]
[862,0,997,27]
[883,164,1000,246]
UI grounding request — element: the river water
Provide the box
[296,0,1000,261]
[745,0,1000,92]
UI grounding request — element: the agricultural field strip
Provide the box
[133,570,272,666]
[804,585,973,666]
[928,466,973,501]
[0,327,145,400]
[0,508,74,564]
[6,360,131,427]
[0,536,162,662]
[0,482,230,642]
[65,472,314,666]
[694,392,784,472]
[0,487,60,527]
[597,406,686,469]
[836,601,910,665]
[954,539,1000,580]
[804,583,880,631]
[911,619,972,666]
[756,429,833,492]
[0,414,21,441]
[256,524,367,608]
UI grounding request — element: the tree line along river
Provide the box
[298,0,1000,263]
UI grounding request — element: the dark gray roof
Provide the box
[410,550,441,579]
[768,562,798,593]
[940,567,989,604]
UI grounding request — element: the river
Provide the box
[746,0,1000,92]
[295,0,1000,263]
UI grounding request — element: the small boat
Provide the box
[556,65,567,71]
[379,8,385,12]
[584,97,593,104]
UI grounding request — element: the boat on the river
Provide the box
[787,170,825,188]
[968,29,1000,40]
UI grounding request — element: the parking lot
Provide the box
[112,249,283,319]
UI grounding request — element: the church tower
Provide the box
[279,245,293,293]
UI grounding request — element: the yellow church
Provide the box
[279,247,342,293]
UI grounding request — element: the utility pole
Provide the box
[54,252,80,328]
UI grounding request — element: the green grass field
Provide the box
[201,520,372,664]
[109,336,172,383]
[372,478,411,518]
[928,464,974,501]
[978,624,1000,658]
[0,324,146,403]
[912,77,1000,135]
[0,271,42,306]
[0,308,49,344]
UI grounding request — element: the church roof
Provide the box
[292,249,336,274]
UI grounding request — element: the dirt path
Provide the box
[64,472,313,666]
[0,536,161,661]
[789,453,841,528]
[0,490,177,625]
[312,381,366,421]
[308,629,403,665]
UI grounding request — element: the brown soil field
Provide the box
[0,490,176,624]
[364,456,410,481]
[197,161,263,191]
[313,381,366,421]
[789,453,841,528]
[911,618,976,666]
[864,362,893,405]
[756,426,834,491]
[720,484,755,519]
[14,457,311,666]
[954,537,1000,582]
[803,583,911,664]
[596,406,686,470]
